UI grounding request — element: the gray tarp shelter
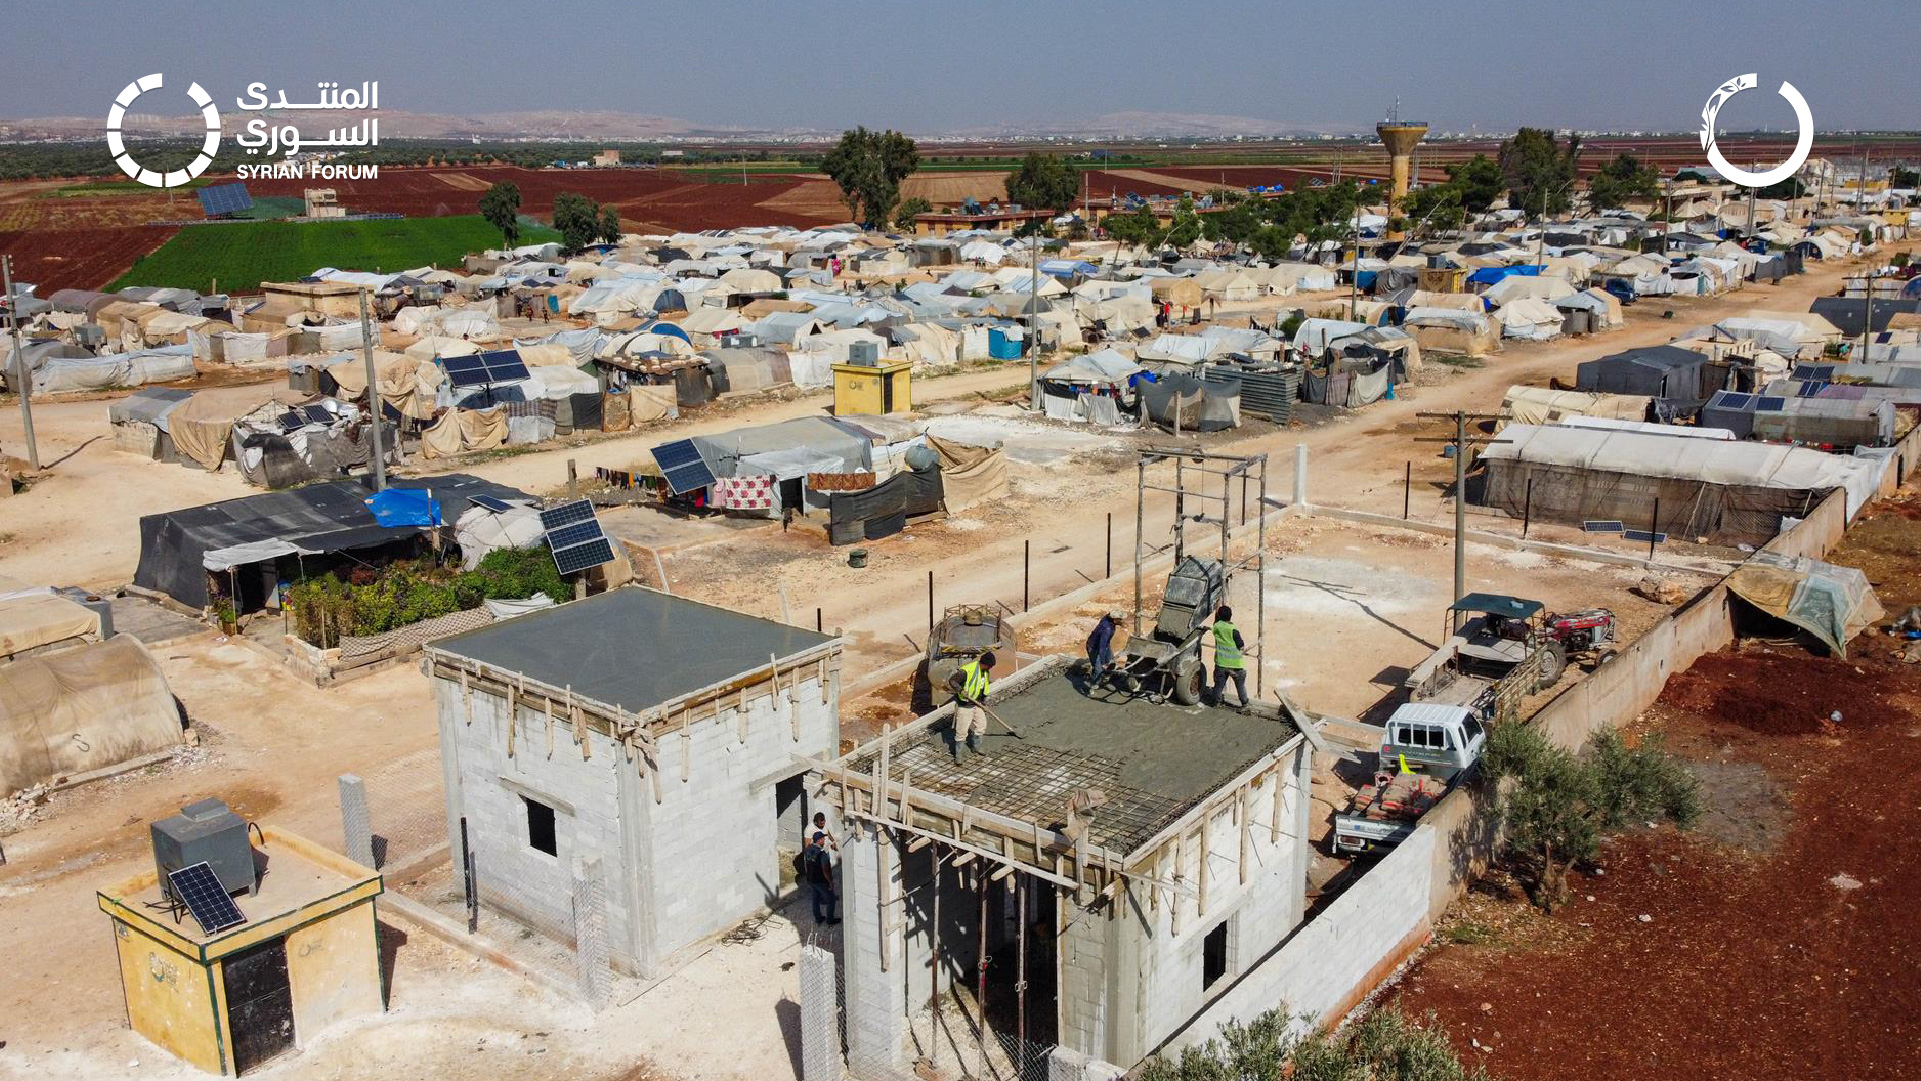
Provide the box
[1576,345,1712,399]
[652,416,874,495]
[1479,423,1886,546]
[134,473,529,611]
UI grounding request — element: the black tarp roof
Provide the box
[1809,296,1921,339]
[134,473,528,609]
[429,586,836,714]
[1576,345,1709,398]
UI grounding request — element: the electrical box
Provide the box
[848,340,880,367]
[152,798,255,898]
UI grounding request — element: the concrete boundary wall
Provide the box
[1149,482,1864,1060]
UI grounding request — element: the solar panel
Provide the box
[552,536,616,575]
[477,350,530,384]
[545,519,604,550]
[278,410,308,431]
[1796,382,1826,398]
[470,495,515,513]
[442,354,489,388]
[1755,396,1787,411]
[303,404,334,425]
[1582,520,1626,533]
[1713,392,1753,410]
[196,182,254,217]
[167,862,247,935]
[652,439,717,494]
[540,499,597,530]
[1622,529,1668,545]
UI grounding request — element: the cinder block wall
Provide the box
[646,671,839,959]
[435,663,840,972]
[1060,743,1310,1065]
[436,681,631,957]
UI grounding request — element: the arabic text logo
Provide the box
[1699,74,1813,188]
[106,73,220,189]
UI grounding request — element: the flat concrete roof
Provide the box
[846,670,1295,855]
[430,586,836,715]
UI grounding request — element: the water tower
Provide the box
[1376,100,1428,240]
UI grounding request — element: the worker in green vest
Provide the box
[1209,605,1249,711]
[946,652,996,760]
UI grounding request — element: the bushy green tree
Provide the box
[1483,723,1700,911]
[1498,127,1582,216]
[820,127,921,228]
[478,181,523,246]
[1005,152,1079,213]
[1889,166,1919,190]
[1103,204,1165,249]
[551,191,605,253]
[1587,152,1662,210]
[598,205,622,244]
[1164,194,1204,249]
[893,196,932,230]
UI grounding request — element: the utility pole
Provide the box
[1348,196,1361,321]
[357,288,387,491]
[2,255,38,471]
[1027,225,1040,412]
[1414,410,1509,604]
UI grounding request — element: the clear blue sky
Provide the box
[5,0,1915,132]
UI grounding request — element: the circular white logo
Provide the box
[1699,73,1812,189]
[106,73,221,188]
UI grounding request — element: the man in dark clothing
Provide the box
[1209,604,1250,710]
[1084,610,1123,691]
[804,831,839,924]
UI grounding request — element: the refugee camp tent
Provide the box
[133,474,527,611]
[1039,349,1143,424]
[1478,423,1886,545]
[1810,296,1921,339]
[0,591,101,660]
[1494,298,1565,341]
[0,635,184,794]
[1576,345,1713,399]
[321,351,442,419]
[1748,395,1897,448]
[166,384,313,471]
[1499,386,1651,427]
[108,387,194,459]
[1401,307,1499,356]
[1139,370,1240,432]
[1725,551,1882,657]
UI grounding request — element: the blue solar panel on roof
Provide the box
[1797,382,1826,397]
[539,499,596,530]
[1714,392,1753,409]
[553,536,616,575]
[470,495,515,513]
[545,519,604,550]
[653,439,717,494]
[1756,396,1787,411]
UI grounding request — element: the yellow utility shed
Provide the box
[97,826,384,1076]
[832,359,913,416]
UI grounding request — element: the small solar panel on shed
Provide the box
[653,439,717,494]
[278,411,307,432]
[1714,392,1753,410]
[197,182,254,217]
[167,862,247,935]
[1755,396,1787,411]
[1796,382,1826,398]
[553,536,616,575]
[471,495,515,513]
[539,499,597,530]
[545,519,603,550]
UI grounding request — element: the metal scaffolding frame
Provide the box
[1131,447,1271,698]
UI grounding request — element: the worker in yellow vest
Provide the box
[1209,605,1250,711]
[946,652,996,760]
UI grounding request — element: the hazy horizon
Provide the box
[4,0,1916,133]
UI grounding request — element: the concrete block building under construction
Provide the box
[811,656,1312,1074]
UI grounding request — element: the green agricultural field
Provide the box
[108,215,560,293]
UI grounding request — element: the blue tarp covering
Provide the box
[365,487,442,528]
[641,320,691,343]
[1466,265,1544,286]
[1040,259,1100,279]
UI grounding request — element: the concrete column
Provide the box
[841,822,906,1074]
[574,857,612,1007]
[799,943,841,1081]
[1292,444,1309,507]
[1048,1046,1128,1081]
[338,774,374,870]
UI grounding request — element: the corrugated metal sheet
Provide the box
[1235,367,1299,425]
